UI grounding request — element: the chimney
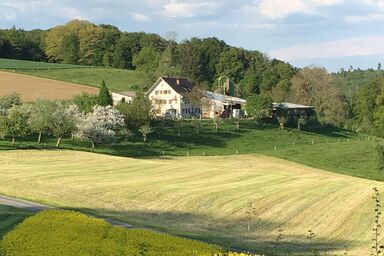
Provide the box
[176,78,180,85]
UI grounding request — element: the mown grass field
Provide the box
[0,150,382,255]
[0,58,150,92]
[0,205,32,237]
[2,121,382,181]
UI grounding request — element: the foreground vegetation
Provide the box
[0,205,32,237]
[0,210,222,256]
[0,150,381,255]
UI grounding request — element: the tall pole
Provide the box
[218,76,230,94]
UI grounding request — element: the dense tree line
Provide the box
[330,67,384,136]
[0,20,294,96]
[3,20,384,135]
[0,26,46,61]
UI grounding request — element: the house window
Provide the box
[155,90,159,95]
[168,90,171,94]
[168,100,173,104]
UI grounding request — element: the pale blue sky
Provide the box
[1,0,384,71]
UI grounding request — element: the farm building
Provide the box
[146,77,246,119]
[204,91,246,118]
[272,102,315,121]
[111,91,136,104]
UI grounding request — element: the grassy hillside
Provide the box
[0,58,82,69]
[0,205,32,237]
[0,210,222,256]
[0,58,150,92]
[2,121,382,181]
[0,150,381,255]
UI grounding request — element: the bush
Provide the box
[375,144,384,172]
[0,210,222,256]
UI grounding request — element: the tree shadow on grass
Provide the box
[61,207,359,256]
[303,125,359,138]
[0,204,34,237]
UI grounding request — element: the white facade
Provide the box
[147,78,201,118]
[147,77,246,119]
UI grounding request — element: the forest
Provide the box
[1,20,384,136]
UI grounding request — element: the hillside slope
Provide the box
[0,58,149,92]
[0,150,381,255]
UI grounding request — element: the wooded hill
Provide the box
[1,20,384,136]
[0,20,294,96]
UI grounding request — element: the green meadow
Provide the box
[1,121,381,181]
[0,58,149,92]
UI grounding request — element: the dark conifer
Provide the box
[97,80,113,106]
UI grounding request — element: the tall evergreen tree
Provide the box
[97,80,113,106]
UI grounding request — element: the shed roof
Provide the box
[113,91,136,97]
[146,77,194,96]
[205,91,246,105]
[161,77,193,94]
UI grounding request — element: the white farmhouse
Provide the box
[147,76,247,119]
[146,77,201,118]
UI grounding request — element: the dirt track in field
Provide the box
[0,71,98,101]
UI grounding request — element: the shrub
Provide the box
[0,210,222,256]
[375,145,384,172]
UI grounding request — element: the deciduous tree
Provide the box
[132,47,160,81]
[139,124,153,142]
[0,92,22,109]
[0,104,30,145]
[47,102,80,148]
[28,99,54,143]
[73,93,98,113]
[289,67,347,127]
[245,94,273,123]
[115,92,153,131]
[76,105,124,150]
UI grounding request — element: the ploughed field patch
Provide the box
[0,150,381,255]
[0,71,98,101]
